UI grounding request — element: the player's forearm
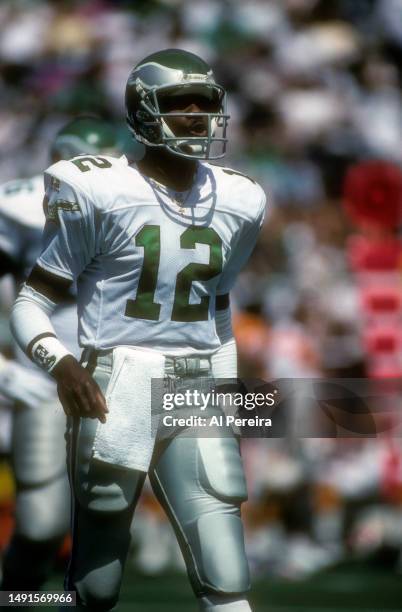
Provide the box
[11,283,108,422]
[10,283,72,373]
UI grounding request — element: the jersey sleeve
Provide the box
[37,172,97,280]
[217,190,266,295]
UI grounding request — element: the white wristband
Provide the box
[30,335,72,373]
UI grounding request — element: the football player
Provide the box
[0,116,119,590]
[11,50,266,611]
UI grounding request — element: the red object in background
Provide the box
[361,286,402,314]
[368,363,402,378]
[343,161,402,230]
[381,444,402,502]
[346,235,402,271]
[363,327,401,354]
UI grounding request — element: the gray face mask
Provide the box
[129,83,230,161]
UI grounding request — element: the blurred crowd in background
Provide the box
[1,0,402,583]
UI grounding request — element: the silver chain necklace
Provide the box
[171,187,192,214]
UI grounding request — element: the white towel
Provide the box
[93,347,165,472]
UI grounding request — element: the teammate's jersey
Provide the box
[0,175,79,372]
[38,155,266,355]
[0,175,45,276]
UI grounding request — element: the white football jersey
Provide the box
[39,155,266,355]
[0,175,45,275]
[0,174,79,372]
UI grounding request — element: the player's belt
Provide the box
[81,348,211,377]
[165,356,211,377]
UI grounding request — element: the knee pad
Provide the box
[198,437,248,503]
[15,473,70,541]
[193,512,250,595]
[75,464,142,514]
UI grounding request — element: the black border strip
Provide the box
[26,332,57,358]
[216,294,230,311]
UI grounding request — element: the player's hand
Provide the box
[52,355,108,423]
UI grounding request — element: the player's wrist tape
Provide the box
[29,334,72,373]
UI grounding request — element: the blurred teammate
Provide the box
[0,117,119,589]
[11,49,266,611]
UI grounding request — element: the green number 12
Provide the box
[125,225,222,323]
